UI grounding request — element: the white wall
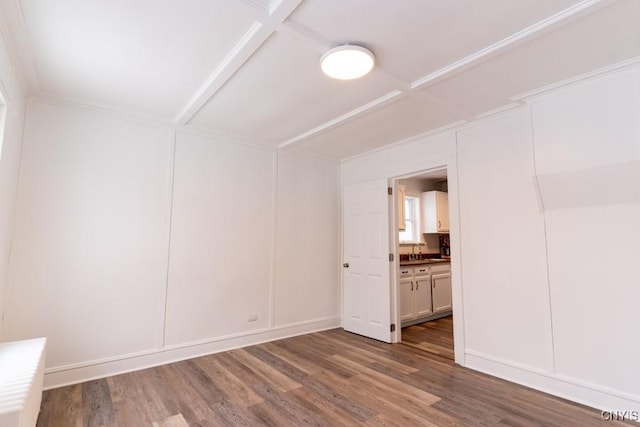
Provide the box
[342,63,640,411]
[274,151,341,326]
[531,67,640,400]
[0,30,26,340]
[457,109,554,371]
[4,101,174,368]
[342,131,456,186]
[3,100,341,387]
[165,132,274,344]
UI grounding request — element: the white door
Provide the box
[342,179,392,342]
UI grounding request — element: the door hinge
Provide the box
[389,253,394,262]
[387,187,393,195]
[390,323,396,332]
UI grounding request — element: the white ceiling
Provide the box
[1,0,638,159]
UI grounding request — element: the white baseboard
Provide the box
[43,316,341,390]
[465,350,640,413]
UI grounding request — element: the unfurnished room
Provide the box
[0,1,639,426]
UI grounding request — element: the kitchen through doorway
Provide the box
[395,168,454,361]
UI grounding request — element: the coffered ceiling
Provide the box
[1,0,639,159]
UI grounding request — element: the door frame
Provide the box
[390,165,466,365]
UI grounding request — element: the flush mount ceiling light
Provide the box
[320,45,375,80]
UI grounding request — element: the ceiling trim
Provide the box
[339,120,467,164]
[177,124,279,153]
[268,0,291,16]
[173,21,265,124]
[408,90,475,120]
[10,0,626,161]
[275,0,618,151]
[278,145,342,162]
[475,102,524,120]
[276,26,480,139]
[238,0,270,16]
[341,50,637,163]
[31,95,279,152]
[277,20,330,49]
[0,0,40,93]
[173,0,303,125]
[0,76,11,104]
[410,0,617,90]
[511,55,640,101]
[32,94,175,129]
[278,90,404,148]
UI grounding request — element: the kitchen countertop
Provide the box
[399,258,451,266]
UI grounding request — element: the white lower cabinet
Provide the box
[414,277,432,317]
[399,279,415,322]
[414,265,432,318]
[432,272,452,313]
[400,262,451,326]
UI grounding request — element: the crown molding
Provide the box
[410,0,616,91]
[31,94,172,128]
[340,120,466,164]
[32,92,346,160]
[30,94,285,153]
[0,0,39,93]
[176,124,278,152]
[408,90,475,121]
[475,102,524,120]
[278,90,404,148]
[278,145,341,163]
[10,0,626,163]
[510,55,640,102]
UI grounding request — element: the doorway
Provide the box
[394,168,454,361]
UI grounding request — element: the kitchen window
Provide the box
[399,196,420,243]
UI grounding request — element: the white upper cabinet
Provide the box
[421,191,449,233]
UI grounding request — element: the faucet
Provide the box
[411,244,417,260]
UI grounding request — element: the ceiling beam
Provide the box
[410,0,617,90]
[173,0,303,125]
[277,20,330,50]
[277,0,619,150]
[278,90,404,148]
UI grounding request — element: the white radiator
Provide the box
[0,338,46,427]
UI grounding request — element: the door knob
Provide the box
[343,263,349,268]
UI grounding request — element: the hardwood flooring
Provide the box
[38,323,630,426]
[401,316,455,361]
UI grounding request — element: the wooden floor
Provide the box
[38,320,629,426]
[401,316,455,361]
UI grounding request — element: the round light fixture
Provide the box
[320,45,375,80]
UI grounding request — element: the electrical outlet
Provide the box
[248,314,258,322]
